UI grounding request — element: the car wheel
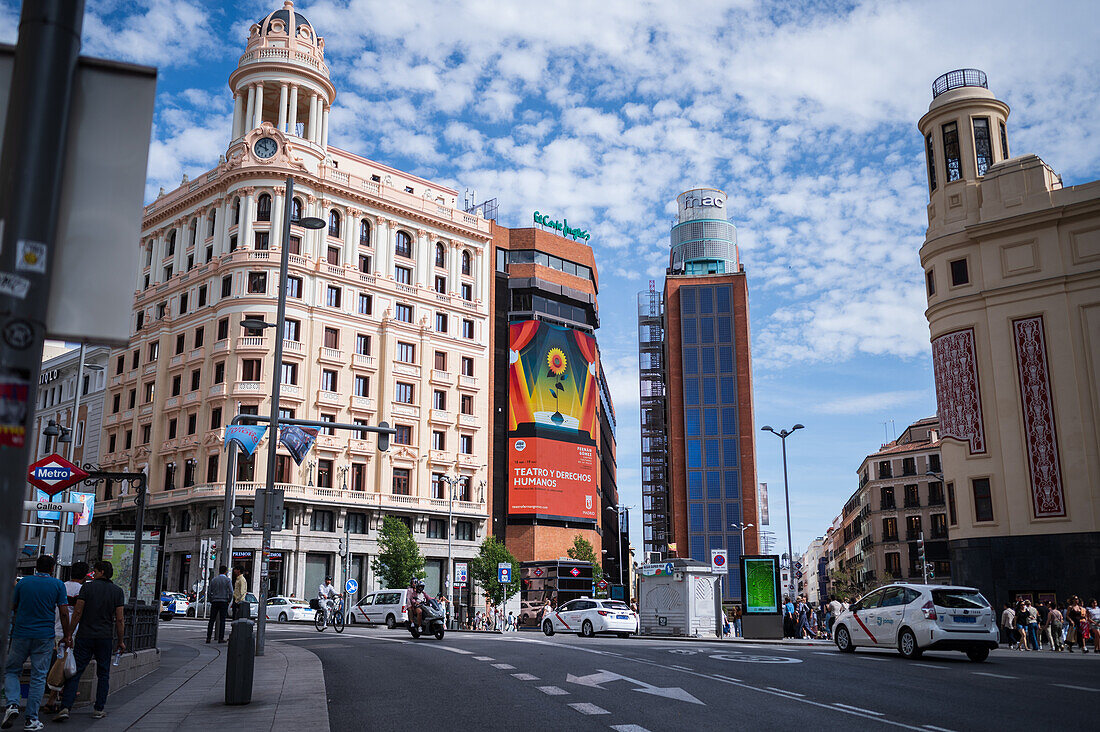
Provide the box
[386,614,396,630]
[581,620,594,638]
[836,625,856,653]
[543,620,555,637]
[186,608,195,618]
[898,628,922,659]
[279,613,288,623]
[966,647,989,663]
[617,633,631,639]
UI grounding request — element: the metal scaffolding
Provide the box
[637,285,670,560]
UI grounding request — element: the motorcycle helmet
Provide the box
[415,580,426,591]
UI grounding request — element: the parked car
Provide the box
[833,583,998,662]
[186,592,259,619]
[266,596,316,623]
[347,589,409,629]
[542,598,638,638]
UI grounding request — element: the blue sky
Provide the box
[4,0,1098,556]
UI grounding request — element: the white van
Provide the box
[348,588,409,629]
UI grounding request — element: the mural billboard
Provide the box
[508,320,599,522]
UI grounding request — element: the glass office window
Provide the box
[708,505,722,532]
[685,409,701,436]
[682,319,697,344]
[706,471,721,500]
[705,439,720,467]
[723,438,738,466]
[700,317,714,343]
[690,537,704,561]
[701,348,716,373]
[704,409,718,435]
[688,472,703,500]
[687,440,702,468]
[684,379,700,404]
[682,289,696,314]
[718,316,732,342]
[684,348,698,374]
[690,505,704,532]
[722,407,737,426]
[717,286,730,311]
[699,287,713,313]
[702,378,717,403]
[724,471,740,499]
[720,377,735,402]
[719,347,733,372]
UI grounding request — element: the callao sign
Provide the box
[26,454,89,496]
[533,211,590,241]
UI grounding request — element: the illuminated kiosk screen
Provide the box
[508,320,599,523]
[741,555,780,614]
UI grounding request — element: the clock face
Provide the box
[254,137,278,159]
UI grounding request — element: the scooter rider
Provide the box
[407,579,430,629]
[318,577,339,620]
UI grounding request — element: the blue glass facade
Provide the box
[679,283,742,599]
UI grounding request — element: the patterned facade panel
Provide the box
[931,328,986,454]
[1013,316,1066,518]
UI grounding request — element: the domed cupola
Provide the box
[228,1,335,164]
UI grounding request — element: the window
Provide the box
[284,318,300,342]
[210,407,222,430]
[351,463,366,492]
[168,418,177,439]
[929,453,941,473]
[928,481,945,505]
[288,235,300,255]
[217,317,229,340]
[358,254,371,273]
[286,276,302,299]
[905,515,922,540]
[281,362,298,385]
[461,250,471,276]
[326,285,342,308]
[125,429,132,449]
[128,389,136,409]
[433,351,447,371]
[242,359,262,381]
[460,283,472,301]
[135,311,144,331]
[947,482,957,525]
[931,513,948,539]
[972,478,993,522]
[461,357,474,376]
[396,341,415,363]
[461,394,473,415]
[290,197,302,223]
[140,424,150,444]
[208,507,219,530]
[221,275,233,298]
[187,413,197,435]
[321,369,338,392]
[166,232,175,256]
[949,258,969,286]
[358,293,372,315]
[395,231,413,258]
[427,519,447,539]
[942,121,961,182]
[327,246,340,266]
[455,521,474,541]
[925,133,937,191]
[214,361,225,384]
[111,393,120,413]
[461,319,474,339]
[148,341,159,361]
[355,334,370,355]
[925,270,935,297]
[880,486,895,510]
[395,303,412,322]
[973,117,993,176]
[354,375,369,397]
[190,369,201,391]
[247,271,266,293]
[882,517,898,542]
[435,243,446,268]
[431,430,446,450]
[394,424,412,445]
[242,314,264,336]
[999,121,1009,160]
[328,209,341,238]
[107,433,116,452]
[144,381,156,402]
[432,390,446,410]
[459,434,472,454]
[324,327,339,349]
[435,276,447,294]
[347,513,367,534]
[228,235,237,252]
[885,552,902,578]
[175,333,185,355]
[395,265,412,284]
[317,459,333,488]
[311,510,335,532]
[902,457,916,476]
[115,355,124,375]
[395,382,414,404]
[392,468,410,495]
[878,460,892,479]
[179,292,189,314]
[254,231,269,250]
[435,313,448,333]
[904,484,920,508]
[359,219,371,247]
[194,326,205,348]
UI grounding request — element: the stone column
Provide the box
[254,82,265,129]
[416,229,431,289]
[239,188,255,252]
[448,242,461,295]
[288,85,299,136]
[308,94,320,143]
[232,91,244,139]
[277,83,288,132]
[473,248,484,301]
[320,105,330,148]
[345,208,360,268]
[271,186,285,252]
[374,218,389,277]
[213,197,229,256]
[244,84,256,135]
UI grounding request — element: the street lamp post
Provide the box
[730,522,754,554]
[761,424,804,599]
[605,505,631,598]
[439,474,466,628]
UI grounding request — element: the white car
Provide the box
[165,592,190,616]
[266,596,316,623]
[542,598,638,638]
[348,589,409,629]
[833,583,998,662]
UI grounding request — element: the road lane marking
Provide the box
[610,726,652,732]
[767,687,805,697]
[833,703,884,716]
[923,725,958,732]
[812,652,835,656]
[713,674,742,683]
[473,656,494,661]
[1051,683,1099,692]
[537,686,569,695]
[492,663,516,669]
[435,646,472,654]
[568,703,609,715]
[913,663,941,669]
[567,670,704,705]
[858,655,888,661]
[973,672,1015,679]
[512,673,539,681]
[670,664,692,671]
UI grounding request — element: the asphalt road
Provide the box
[260,623,1100,731]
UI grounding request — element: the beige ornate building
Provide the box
[919,69,1100,607]
[94,2,493,602]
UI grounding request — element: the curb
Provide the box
[635,634,832,647]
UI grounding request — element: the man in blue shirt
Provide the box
[3,555,70,731]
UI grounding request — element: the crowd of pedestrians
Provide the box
[783,594,847,640]
[1000,596,1100,652]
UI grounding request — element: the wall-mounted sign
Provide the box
[39,369,60,385]
[533,211,590,241]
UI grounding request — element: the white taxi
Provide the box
[266,596,316,623]
[833,583,998,662]
[542,598,638,638]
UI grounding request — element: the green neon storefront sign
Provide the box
[533,211,590,242]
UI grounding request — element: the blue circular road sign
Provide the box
[345,579,358,594]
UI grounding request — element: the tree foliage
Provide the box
[371,516,424,589]
[827,566,870,601]
[470,536,520,606]
[566,535,604,582]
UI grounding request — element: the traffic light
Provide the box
[376,421,391,452]
[916,536,926,565]
[230,505,246,536]
[209,541,217,568]
[927,562,936,580]
[338,538,347,557]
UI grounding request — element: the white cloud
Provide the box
[813,389,928,416]
[82,0,227,68]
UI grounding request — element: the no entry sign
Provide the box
[27,454,88,496]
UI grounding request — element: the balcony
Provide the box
[430,370,453,385]
[140,404,154,416]
[104,413,119,426]
[233,380,265,396]
[459,414,480,429]
[457,454,480,468]
[430,409,450,424]
[189,348,205,361]
[282,339,304,355]
[169,353,184,367]
[212,339,229,353]
[281,384,303,400]
[144,363,158,375]
[316,389,342,406]
[905,531,922,542]
[208,383,226,398]
[391,403,419,418]
[110,374,123,387]
[904,499,921,509]
[319,347,343,364]
[353,354,377,370]
[882,533,899,543]
[458,375,478,390]
[165,396,179,409]
[236,336,268,352]
[350,396,376,412]
[393,363,420,379]
[358,272,376,285]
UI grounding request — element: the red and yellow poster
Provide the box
[508,321,599,522]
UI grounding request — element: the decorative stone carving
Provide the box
[1013,316,1065,517]
[932,328,986,455]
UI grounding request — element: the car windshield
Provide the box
[601,601,630,611]
[287,599,308,605]
[932,589,989,609]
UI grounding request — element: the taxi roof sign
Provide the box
[26,453,88,496]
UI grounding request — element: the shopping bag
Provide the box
[46,656,66,691]
[63,646,77,679]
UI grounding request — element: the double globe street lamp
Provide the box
[761,423,803,599]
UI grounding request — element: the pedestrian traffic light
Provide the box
[230,506,246,537]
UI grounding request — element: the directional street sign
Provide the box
[498,562,512,584]
[570,567,581,578]
[345,579,358,595]
[24,500,84,513]
[455,562,468,584]
[26,454,88,496]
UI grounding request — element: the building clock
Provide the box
[253,136,278,159]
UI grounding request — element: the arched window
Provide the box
[290,197,302,223]
[232,197,241,225]
[329,209,341,237]
[461,250,471,276]
[435,243,446,269]
[208,209,217,236]
[359,219,371,247]
[394,230,413,259]
[256,193,271,222]
[188,218,198,247]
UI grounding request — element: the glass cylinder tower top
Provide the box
[669,187,738,275]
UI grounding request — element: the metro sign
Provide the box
[533,567,544,578]
[570,567,581,577]
[27,454,88,496]
[596,579,609,590]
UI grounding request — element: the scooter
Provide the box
[408,598,446,640]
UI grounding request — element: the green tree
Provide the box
[566,535,605,582]
[371,516,424,589]
[827,566,870,601]
[470,536,520,606]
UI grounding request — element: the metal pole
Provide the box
[781,435,794,598]
[53,342,86,575]
[128,476,147,653]
[618,507,626,592]
[0,0,85,659]
[256,176,294,656]
[220,444,238,571]
[921,530,929,584]
[446,476,455,628]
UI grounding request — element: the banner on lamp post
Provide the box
[224,425,268,456]
[279,425,319,465]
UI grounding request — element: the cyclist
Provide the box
[407,579,429,630]
[318,577,339,622]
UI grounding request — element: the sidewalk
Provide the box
[60,630,329,731]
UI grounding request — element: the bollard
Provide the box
[224,619,255,705]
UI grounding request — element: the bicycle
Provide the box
[314,597,345,633]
